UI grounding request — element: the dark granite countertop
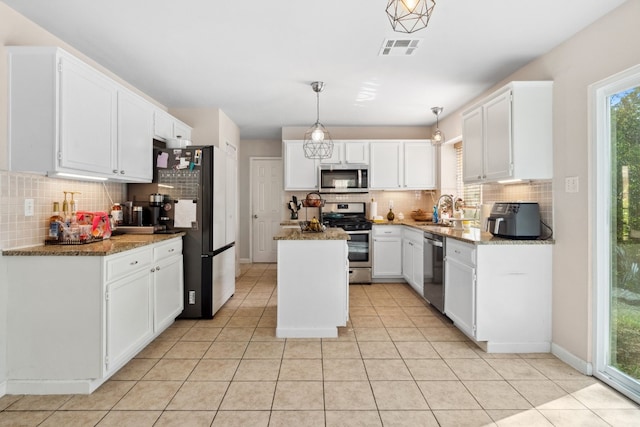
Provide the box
[2,233,186,256]
[374,219,554,245]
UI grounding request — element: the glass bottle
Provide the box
[48,202,63,240]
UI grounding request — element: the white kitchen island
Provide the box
[273,228,349,338]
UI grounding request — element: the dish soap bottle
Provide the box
[432,205,439,224]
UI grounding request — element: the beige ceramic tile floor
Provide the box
[2,263,640,426]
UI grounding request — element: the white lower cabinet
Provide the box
[444,237,552,353]
[152,238,184,331]
[5,237,184,394]
[444,239,476,338]
[106,268,153,373]
[372,225,403,278]
[402,227,424,296]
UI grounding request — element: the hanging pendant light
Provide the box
[431,106,444,145]
[386,0,437,34]
[303,81,333,160]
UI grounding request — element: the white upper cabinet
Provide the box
[370,140,435,190]
[7,46,155,182]
[462,81,553,183]
[404,141,436,189]
[117,90,154,182]
[153,109,192,142]
[283,140,318,190]
[319,141,370,165]
[370,141,403,189]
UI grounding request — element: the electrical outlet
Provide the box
[565,176,579,193]
[24,199,34,216]
[188,290,196,305]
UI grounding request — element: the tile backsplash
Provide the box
[0,171,126,249]
[284,181,554,229]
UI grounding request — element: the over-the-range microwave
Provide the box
[319,165,369,193]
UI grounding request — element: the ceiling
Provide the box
[2,0,627,140]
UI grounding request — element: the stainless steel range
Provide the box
[321,202,372,284]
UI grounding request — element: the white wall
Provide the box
[438,0,640,365]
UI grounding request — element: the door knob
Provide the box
[254,214,258,218]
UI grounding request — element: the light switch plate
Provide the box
[565,176,579,193]
[24,199,34,216]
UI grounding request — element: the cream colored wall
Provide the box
[438,0,640,365]
[282,126,431,140]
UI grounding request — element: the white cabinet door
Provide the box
[372,237,403,277]
[284,140,318,190]
[173,120,192,140]
[59,54,117,175]
[370,142,402,189]
[444,257,475,339]
[319,141,344,165]
[402,239,413,284]
[117,90,153,182]
[344,141,369,164]
[153,255,184,332]
[153,109,174,141]
[483,90,512,181]
[411,239,424,293]
[404,142,435,189]
[106,268,153,373]
[462,107,484,182]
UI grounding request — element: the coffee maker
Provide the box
[126,183,176,232]
[147,193,174,231]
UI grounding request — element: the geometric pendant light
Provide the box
[386,0,437,34]
[303,81,334,160]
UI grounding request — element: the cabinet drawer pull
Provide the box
[168,248,175,252]
[130,260,138,265]
[113,169,119,174]
[151,268,155,272]
[156,266,161,271]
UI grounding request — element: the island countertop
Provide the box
[273,228,350,241]
[1,232,186,257]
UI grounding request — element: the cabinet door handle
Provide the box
[156,266,161,271]
[130,260,138,265]
[151,268,155,272]
[454,249,461,254]
[113,169,119,174]
[120,170,125,175]
[168,248,175,252]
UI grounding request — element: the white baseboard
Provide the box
[239,258,251,264]
[6,378,105,395]
[0,380,6,397]
[551,342,593,375]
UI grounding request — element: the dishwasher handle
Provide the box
[424,238,443,248]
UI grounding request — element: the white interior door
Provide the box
[251,158,283,263]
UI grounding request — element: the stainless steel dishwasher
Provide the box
[423,231,445,313]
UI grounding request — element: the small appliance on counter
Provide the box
[487,202,541,240]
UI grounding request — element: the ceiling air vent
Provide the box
[379,38,421,56]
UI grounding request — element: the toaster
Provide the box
[487,202,541,240]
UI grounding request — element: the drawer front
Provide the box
[446,238,475,266]
[153,238,183,263]
[402,227,422,242]
[373,225,401,237]
[105,247,153,283]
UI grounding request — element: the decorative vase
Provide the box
[387,208,395,221]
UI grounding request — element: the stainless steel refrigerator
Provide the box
[128,145,235,318]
